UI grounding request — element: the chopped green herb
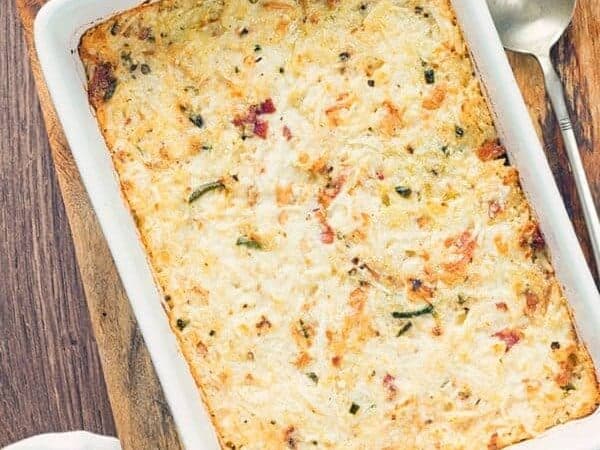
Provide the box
[176,318,189,330]
[209,329,216,336]
[551,341,561,350]
[201,144,213,151]
[455,125,464,137]
[307,372,319,384]
[396,321,413,337]
[392,304,434,319]
[279,67,285,74]
[424,68,435,84]
[140,63,151,75]
[457,294,466,304]
[249,0,258,3]
[367,79,375,87]
[188,180,225,203]
[254,44,262,52]
[236,236,262,249]
[189,114,204,128]
[394,186,412,198]
[103,79,117,101]
[562,383,576,392]
[441,145,449,155]
[349,402,360,415]
[339,51,350,61]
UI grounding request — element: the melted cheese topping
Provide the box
[80,0,599,448]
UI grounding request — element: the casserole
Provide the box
[35,0,600,448]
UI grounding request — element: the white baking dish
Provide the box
[34,0,600,448]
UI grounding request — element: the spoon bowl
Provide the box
[487,0,576,56]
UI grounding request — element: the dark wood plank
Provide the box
[13,0,183,448]
[0,0,115,445]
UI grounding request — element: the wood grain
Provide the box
[7,0,600,448]
[12,1,181,449]
[0,0,115,445]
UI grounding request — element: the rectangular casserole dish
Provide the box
[34,0,600,448]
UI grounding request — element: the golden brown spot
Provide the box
[363,57,384,77]
[332,355,342,367]
[555,350,578,387]
[294,351,312,368]
[416,215,431,228]
[298,152,309,164]
[196,341,208,357]
[494,235,508,255]
[315,209,335,244]
[524,290,539,316]
[349,287,368,311]
[325,329,334,342]
[309,156,329,175]
[495,302,508,312]
[325,92,355,127]
[422,85,446,110]
[380,100,405,136]
[278,210,289,225]
[276,17,291,34]
[476,140,506,161]
[503,167,519,185]
[276,184,294,206]
[488,433,499,450]
[263,1,295,10]
[247,185,259,207]
[442,231,477,275]
[318,175,346,208]
[191,285,209,304]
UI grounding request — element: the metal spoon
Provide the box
[487,0,600,275]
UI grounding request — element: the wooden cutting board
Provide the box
[15,0,600,448]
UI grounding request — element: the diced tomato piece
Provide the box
[253,120,269,139]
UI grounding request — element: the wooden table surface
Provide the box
[1,0,599,448]
[0,0,116,444]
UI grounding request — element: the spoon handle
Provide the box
[537,53,600,277]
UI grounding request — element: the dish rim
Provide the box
[34,0,600,448]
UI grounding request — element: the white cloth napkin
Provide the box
[3,432,121,450]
